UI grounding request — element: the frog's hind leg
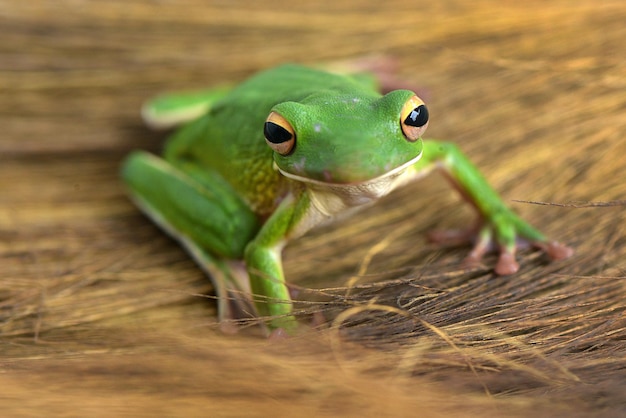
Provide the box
[141,84,233,130]
[121,151,263,332]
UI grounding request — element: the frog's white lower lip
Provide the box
[276,151,423,187]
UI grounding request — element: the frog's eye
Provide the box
[264,112,296,155]
[400,95,429,142]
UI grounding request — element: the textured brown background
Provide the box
[2,1,625,416]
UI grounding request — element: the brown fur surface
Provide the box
[2,1,625,416]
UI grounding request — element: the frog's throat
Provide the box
[276,151,422,189]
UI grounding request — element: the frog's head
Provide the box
[263,89,428,186]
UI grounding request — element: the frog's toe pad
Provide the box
[495,251,520,275]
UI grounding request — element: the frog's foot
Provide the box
[427,223,574,275]
[210,261,301,336]
[208,260,261,334]
[322,55,398,79]
[218,290,257,334]
[181,242,261,333]
[322,55,428,96]
[265,312,325,339]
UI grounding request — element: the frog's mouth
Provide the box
[276,151,422,187]
[276,152,423,211]
[274,152,422,210]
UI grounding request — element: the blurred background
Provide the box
[2,1,625,416]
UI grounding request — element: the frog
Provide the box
[121,63,573,334]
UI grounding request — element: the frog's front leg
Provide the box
[413,140,573,275]
[244,192,315,333]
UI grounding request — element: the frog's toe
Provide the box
[268,327,290,340]
[427,227,479,246]
[535,240,575,261]
[310,310,327,329]
[494,249,520,275]
[460,231,490,268]
[462,243,520,275]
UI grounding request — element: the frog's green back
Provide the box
[164,65,380,216]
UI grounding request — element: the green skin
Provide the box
[122,64,572,333]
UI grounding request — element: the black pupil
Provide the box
[264,122,293,144]
[404,104,429,127]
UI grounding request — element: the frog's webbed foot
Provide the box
[427,219,574,275]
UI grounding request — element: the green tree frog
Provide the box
[122,64,573,334]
